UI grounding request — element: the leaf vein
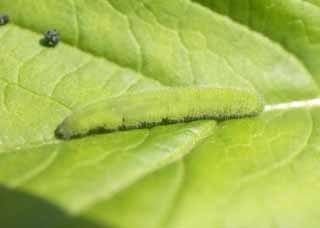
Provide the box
[0,78,71,111]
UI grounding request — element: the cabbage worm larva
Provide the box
[55,87,264,139]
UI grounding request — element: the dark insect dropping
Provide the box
[42,29,60,47]
[0,15,9,25]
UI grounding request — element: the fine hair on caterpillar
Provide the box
[55,87,264,140]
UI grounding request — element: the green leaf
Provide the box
[0,0,319,228]
[193,0,320,83]
[89,107,317,228]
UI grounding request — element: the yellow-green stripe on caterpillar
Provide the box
[55,87,264,139]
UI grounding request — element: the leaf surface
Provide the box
[0,0,320,227]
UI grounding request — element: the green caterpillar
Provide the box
[55,87,264,139]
